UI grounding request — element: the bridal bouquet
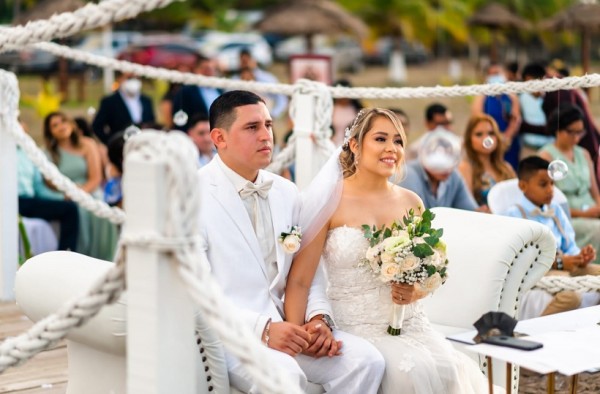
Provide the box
[360,208,448,335]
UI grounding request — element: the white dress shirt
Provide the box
[119,90,143,124]
[215,156,278,283]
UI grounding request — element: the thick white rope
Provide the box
[14,41,296,96]
[533,275,600,294]
[0,0,182,51]
[266,138,296,174]
[1,130,300,393]
[15,41,600,99]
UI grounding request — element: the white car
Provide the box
[73,31,143,58]
[196,31,273,72]
[70,31,142,73]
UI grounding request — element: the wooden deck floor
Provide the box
[2,300,599,394]
[0,301,67,393]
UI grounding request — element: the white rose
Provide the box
[423,272,443,293]
[365,245,380,262]
[380,262,399,281]
[380,250,395,264]
[282,235,301,253]
[399,255,420,272]
[428,250,443,269]
[412,216,422,225]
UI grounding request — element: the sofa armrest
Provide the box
[422,208,555,330]
[15,251,126,355]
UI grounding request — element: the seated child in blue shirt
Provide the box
[502,156,599,315]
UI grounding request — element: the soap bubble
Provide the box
[123,125,141,141]
[173,110,189,127]
[482,136,495,150]
[419,130,461,173]
[548,160,568,181]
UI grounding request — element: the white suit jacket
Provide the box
[197,159,332,338]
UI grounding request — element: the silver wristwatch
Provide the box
[320,314,335,331]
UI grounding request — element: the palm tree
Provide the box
[339,0,473,82]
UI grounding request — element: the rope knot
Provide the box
[289,79,333,142]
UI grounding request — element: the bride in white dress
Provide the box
[285,108,487,393]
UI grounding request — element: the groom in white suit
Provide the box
[197,90,384,393]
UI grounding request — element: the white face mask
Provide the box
[486,74,506,85]
[121,78,142,97]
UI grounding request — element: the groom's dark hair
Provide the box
[209,90,266,131]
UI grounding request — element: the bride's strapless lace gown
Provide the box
[324,227,487,394]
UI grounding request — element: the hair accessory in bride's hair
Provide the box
[342,126,352,148]
[342,108,368,149]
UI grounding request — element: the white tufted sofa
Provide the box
[15,207,555,393]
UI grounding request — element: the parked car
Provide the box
[364,37,430,65]
[195,31,272,72]
[70,31,142,74]
[0,25,56,74]
[275,35,364,73]
[73,31,142,57]
[117,35,201,69]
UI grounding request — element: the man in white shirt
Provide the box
[197,90,384,393]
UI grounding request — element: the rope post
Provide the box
[123,150,196,394]
[292,89,317,190]
[0,70,19,301]
[101,24,115,94]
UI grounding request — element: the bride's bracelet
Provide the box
[262,318,272,347]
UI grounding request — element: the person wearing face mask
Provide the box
[398,130,478,211]
[92,72,156,145]
[472,63,522,172]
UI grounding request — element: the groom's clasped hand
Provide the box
[267,321,342,358]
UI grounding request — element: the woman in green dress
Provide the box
[539,104,600,264]
[39,111,118,261]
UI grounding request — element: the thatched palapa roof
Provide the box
[254,0,368,38]
[539,1,600,31]
[468,2,530,30]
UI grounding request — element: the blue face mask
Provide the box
[486,74,506,85]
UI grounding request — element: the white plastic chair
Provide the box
[487,178,570,219]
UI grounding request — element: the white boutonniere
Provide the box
[278,226,302,254]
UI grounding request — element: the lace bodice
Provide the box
[323,226,429,339]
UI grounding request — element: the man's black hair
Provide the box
[209,90,265,130]
[425,103,447,122]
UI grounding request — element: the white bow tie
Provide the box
[239,180,273,199]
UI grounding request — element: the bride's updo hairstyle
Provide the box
[340,108,406,178]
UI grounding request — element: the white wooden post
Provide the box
[102,24,115,93]
[293,91,318,190]
[124,155,196,394]
[0,70,19,301]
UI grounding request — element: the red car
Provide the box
[117,39,200,69]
